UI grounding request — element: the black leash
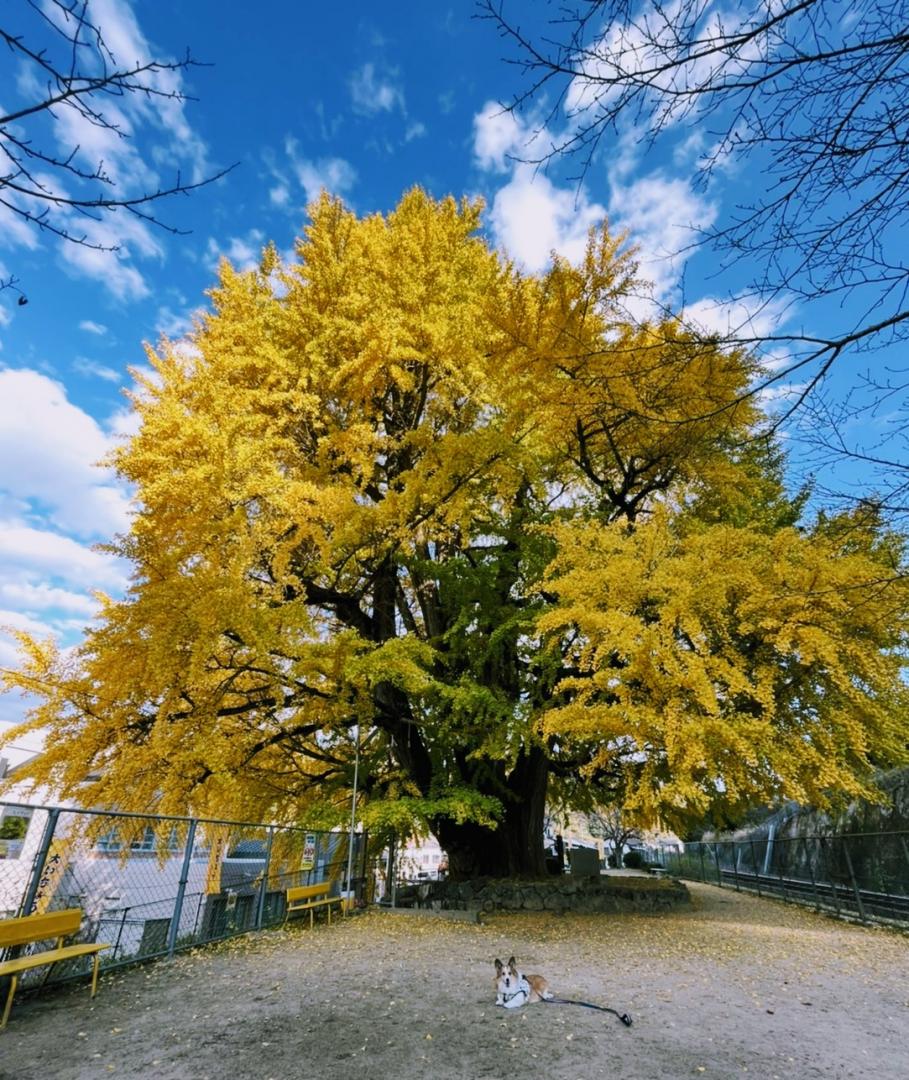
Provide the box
[543,996,633,1026]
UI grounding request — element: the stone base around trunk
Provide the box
[424,873,690,914]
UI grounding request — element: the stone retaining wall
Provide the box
[426,875,690,914]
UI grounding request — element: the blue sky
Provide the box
[0,1,888,759]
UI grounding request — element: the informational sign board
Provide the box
[205,826,230,894]
[301,833,317,872]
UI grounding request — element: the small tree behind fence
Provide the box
[0,801,369,991]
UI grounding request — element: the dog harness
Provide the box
[500,976,532,1006]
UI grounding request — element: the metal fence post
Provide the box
[712,843,723,886]
[698,843,707,882]
[900,834,909,880]
[113,908,129,961]
[255,827,275,930]
[749,839,762,897]
[21,807,60,915]
[775,837,790,903]
[802,836,822,911]
[730,841,741,892]
[818,836,842,917]
[841,836,867,922]
[167,818,197,957]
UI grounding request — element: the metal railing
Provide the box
[0,800,369,990]
[656,830,909,925]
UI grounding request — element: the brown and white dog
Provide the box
[494,956,553,1008]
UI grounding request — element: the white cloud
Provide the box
[106,404,141,440]
[73,357,122,383]
[608,171,717,308]
[473,101,608,273]
[0,637,25,671]
[349,63,405,115]
[0,582,98,618]
[296,159,357,206]
[0,608,58,639]
[0,368,132,539]
[155,305,204,340]
[67,0,212,185]
[404,122,427,142]
[756,381,809,411]
[58,213,162,301]
[473,102,547,174]
[79,320,108,336]
[3,1,215,300]
[486,165,606,273]
[0,527,119,690]
[282,139,357,207]
[683,295,790,342]
[0,201,41,252]
[0,524,129,592]
[205,231,265,274]
[564,1,748,129]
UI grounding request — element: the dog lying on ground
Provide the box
[494,956,553,1008]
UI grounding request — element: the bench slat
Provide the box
[287,896,340,911]
[0,942,109,977]
[0,908,83,948]
[286,884,331,902]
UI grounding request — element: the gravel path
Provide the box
[1,882,906,1080]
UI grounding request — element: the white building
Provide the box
[0,755,209,959]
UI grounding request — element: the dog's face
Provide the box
[494,956,521,996]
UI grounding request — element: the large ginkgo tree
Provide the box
[4,190,908,877]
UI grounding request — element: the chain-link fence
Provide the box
[654,830,909,924]
[0,800,369,991]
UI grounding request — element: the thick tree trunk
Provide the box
[433,745,549,879]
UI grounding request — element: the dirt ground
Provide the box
[1,882,907,1080]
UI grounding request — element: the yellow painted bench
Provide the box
[285,883,345,928]
[0,908,109,1030]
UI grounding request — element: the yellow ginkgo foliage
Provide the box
[540,507,909,828]
[2,188,907,878]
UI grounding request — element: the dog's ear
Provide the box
[494,958,503,973]
[507,956,517,972]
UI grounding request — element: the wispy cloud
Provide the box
[349,62,405,115]
[73,357,122,383]
[205,230,266,274]
[79,320,108,336]
[53,195,167,301]
[275,139,358,208]
[155,305,204,340]
[3,0,217,301]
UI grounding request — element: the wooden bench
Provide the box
[0,908,109,1030]
[285,883,345,928]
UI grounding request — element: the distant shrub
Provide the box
[0,817,28,840]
